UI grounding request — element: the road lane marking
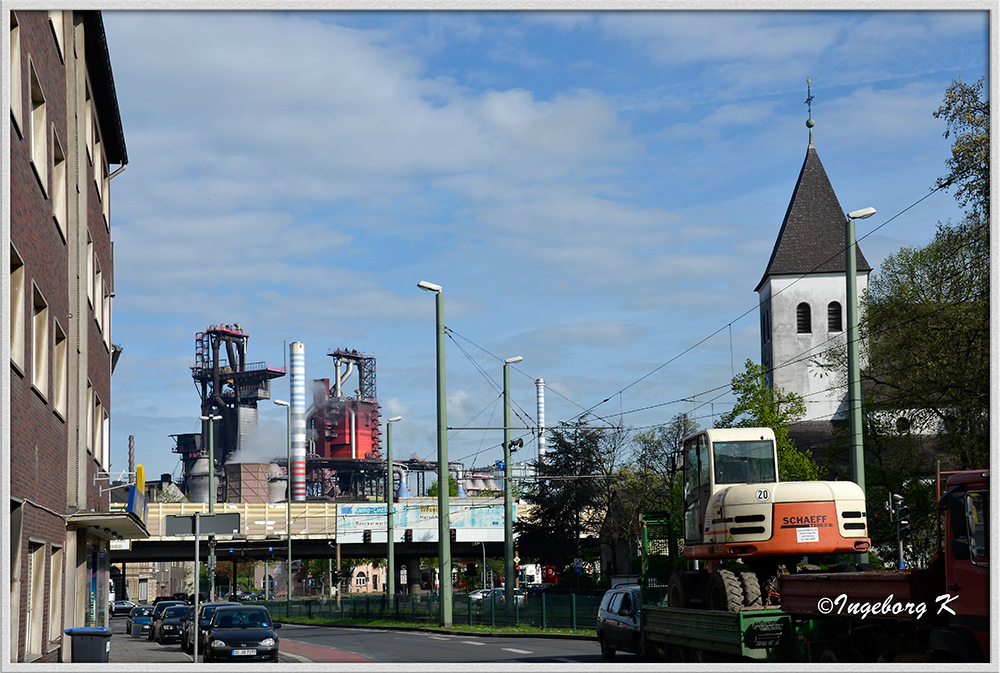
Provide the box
[429,636,452,641]
[502,648,533,654]
[461,641,486,646]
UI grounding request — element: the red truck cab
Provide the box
[931,469,989,661]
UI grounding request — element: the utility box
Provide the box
[64,626,112,662]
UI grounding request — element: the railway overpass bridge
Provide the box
[110,497,516,565]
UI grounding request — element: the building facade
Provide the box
[7,10,143,663]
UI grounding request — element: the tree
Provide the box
[716,359,819,481]
[850,78,990,471]
[427,475,459,497]
[933,76,989,219]
[515,416,610,575]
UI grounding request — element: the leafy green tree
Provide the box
[515,416,607,574]
[427,475,459,497]
[933,76,989,219]
[716,359,819,481]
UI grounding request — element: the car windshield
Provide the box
[214,609,270,628]
[134,607,153,616]
[164,606,188,618]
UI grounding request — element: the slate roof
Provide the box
[755,142,870,292]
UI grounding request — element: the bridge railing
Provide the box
[264,592,602,631]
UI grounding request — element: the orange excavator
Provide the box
[667,427,870,611]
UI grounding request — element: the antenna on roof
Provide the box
[805,77,816,145]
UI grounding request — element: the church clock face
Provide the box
[808,358,832,379]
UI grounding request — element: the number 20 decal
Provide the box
[756,489,770,501]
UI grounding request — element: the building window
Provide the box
[86,383,93,454]
[53,322,67,418]
[52,132,67,239]
[48,11,64,60]
[94,259,102,329]
[796,302,811,334]
[29,61,47,194]
[48,546,63,643]
[32,286,48,398]
[10,245,25,371]
[102,282,112,349]
[93,394,103,463]
[87,235,94,307]
[10,12,22,135]
[828,301,843,332]
[85,87,93,164]
[26,542,44,656]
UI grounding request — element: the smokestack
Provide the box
[290,342,307,501]
[535,378,546,464]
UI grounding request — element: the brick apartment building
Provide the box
[7,10,147,663]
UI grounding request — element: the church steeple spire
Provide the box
[805,77,816,147]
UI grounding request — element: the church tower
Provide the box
[755,89,872,428]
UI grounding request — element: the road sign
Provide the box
[165,512,240,536]
[513,555,520,565]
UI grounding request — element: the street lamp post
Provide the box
[846,206,875,564]
[503,356,522,613]
[274,399,292,617]
[385,416,403,607]
[199,413,222,600]
[417,280,452,626]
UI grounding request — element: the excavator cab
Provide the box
[682,428,778,546]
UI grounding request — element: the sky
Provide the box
[94,7,990,487]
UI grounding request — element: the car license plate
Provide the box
[231,649,257,656]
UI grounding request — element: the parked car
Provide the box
[484,587,526,606]
[596,584,642,660]
[126,605,154,637]
[182,601,241,654]
[468,589,490,604]
[204,604,281,662]
[153,604,190,644]
[148,600,186,640]
[112,599,137,617]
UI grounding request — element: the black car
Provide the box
[181,601,240,654]
[148,600,186,640]
[596,584,642,659]
[204,605,281,662]
[154,604,189,644]
[126,605,154,637]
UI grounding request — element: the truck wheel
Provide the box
[667,572,688,608]
[708,569,743,612]
[599,634,616,660]
[818,646,860,662]
[737,570,762,610]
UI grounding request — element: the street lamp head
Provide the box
[387,416,403,423]
[273,399,289,407]
[504,356,523,365]
[417,280,442,293]
[199,414,222,421]
[847,207,877,220]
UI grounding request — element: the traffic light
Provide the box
[404,529,413,543]
[363,529,372,543]
[897,505,911,540]
[450,528,457,542]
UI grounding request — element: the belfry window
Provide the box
[828,302,843,332]
[796,303,811,334]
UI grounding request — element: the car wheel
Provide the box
[599,633,616,660]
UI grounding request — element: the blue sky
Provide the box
[98,8,989,485]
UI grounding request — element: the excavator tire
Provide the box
[707,569,743,612]
[737,569,763,610]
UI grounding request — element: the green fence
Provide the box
[264,592,602,631]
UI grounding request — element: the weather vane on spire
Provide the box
[805,78,816,141]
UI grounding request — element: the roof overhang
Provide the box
[67,511,150,541]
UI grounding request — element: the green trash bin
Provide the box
[64,626,112,662]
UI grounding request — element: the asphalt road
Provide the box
[276,622,610,664]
